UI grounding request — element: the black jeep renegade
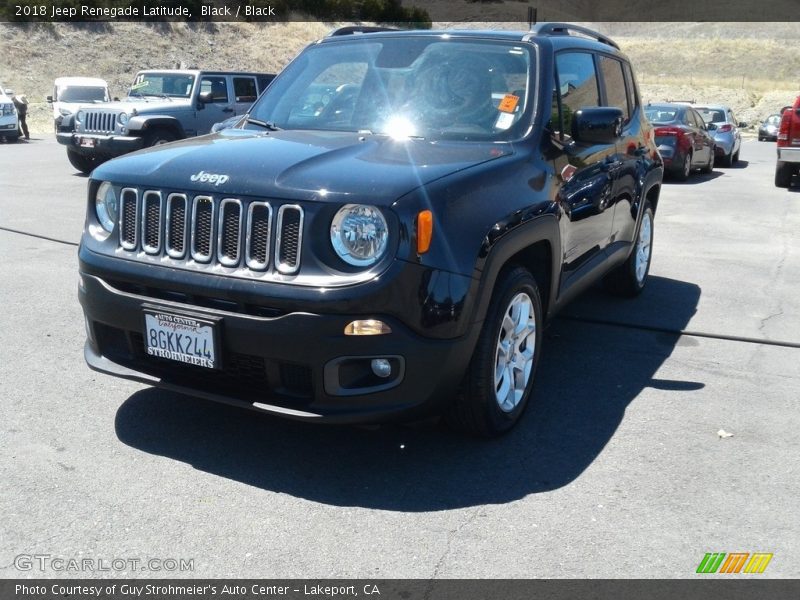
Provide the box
[79,24,663,436]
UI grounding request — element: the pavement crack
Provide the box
[427,507,483,587]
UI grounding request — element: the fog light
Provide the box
[344,319,391,336]
[370,358,392,378]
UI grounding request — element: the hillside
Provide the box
[1,21,798,134]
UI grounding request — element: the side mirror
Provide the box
[46,95,54,103]
[5,89,14,95]
[571,107,624,145]
[738,121,747,128]
[197,91,214,109]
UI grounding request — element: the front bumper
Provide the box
[79,257,480,424]
[57,131,144,157]
[777,146,800,163]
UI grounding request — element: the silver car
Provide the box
[693,104,745,166]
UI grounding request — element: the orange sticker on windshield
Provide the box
[498,94,520,113]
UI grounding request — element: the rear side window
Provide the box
[552,51,600,138]
[233,77,257,103]
[598,55,629,120]
[622,62,639,112]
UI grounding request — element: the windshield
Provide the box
[248,37,533,141]
[645,107,679,124]
[58,86,108,103]
[129,73,195,98]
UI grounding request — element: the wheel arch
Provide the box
[127,115,185,139]
[469,214,561,325]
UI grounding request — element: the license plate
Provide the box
[79,137,95,148]
[143,311,218,369]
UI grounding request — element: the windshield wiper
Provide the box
[246,118,282,131]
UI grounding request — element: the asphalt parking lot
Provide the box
[1,137,798,578]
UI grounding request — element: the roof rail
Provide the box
[527,22,619,50]
[328,26,399,37]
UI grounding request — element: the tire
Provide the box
[604,201,654,297]
[700,148,714,174]
[674,152,691,181]
[775,161,794,188]
[445,266,543,437]
[720,150,733,167]
[66,148,97,174]
[732,148,740,164]
[144,129,177,147]
[758,135,764,142]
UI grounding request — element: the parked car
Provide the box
[48,77,110,132]
[0,85,20,142]
[758,114,781,141]
[645,102,715,180]
[693,104,744,166]
[775,95,800,188]
[57,70,275,173]
[77,24,663,436]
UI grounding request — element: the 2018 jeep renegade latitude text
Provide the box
[79,24,663,435]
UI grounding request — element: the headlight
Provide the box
[330,204,388,267]
[118,112,128,125]
[95,182,118,233]
[75,110,84,123]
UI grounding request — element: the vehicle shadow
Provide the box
[115,275,701,511]
[666,170,724,185]
[725,159,749,170]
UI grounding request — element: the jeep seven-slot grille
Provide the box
[83,111,116,134]
[119,190,303,273]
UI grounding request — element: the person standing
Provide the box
[11,93,29,140]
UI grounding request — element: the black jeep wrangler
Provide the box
[79,24,663,436]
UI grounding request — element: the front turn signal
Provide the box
[417,210,433,254]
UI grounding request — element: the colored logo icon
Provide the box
[696,552,773,574]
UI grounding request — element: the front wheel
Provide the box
[66,148,97,174]
[604,201,654,297]
[446,266,543,437]
[144,129,177,147]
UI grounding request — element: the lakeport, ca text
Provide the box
[15,4,277,19]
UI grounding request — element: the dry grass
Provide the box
[1,21,798,133]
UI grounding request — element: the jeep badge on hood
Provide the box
[190,170,229,186]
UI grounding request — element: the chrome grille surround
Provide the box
[275,204,304,275]
[191,196,215,263]
[245,201,272,270]
[118,189,306,276]
[119,188,139,250]
[165,193,188,259]
[141,191,163,255]
[217,198,243,267]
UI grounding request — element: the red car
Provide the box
[775,96,800,187]
[645,103,715,181]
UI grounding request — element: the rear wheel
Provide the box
[66,148,96,174]
[604,201,654,297]
[775,161,794,188]
[445,266,543,437]
[674,152,691,181]
[732,148,740,164]
[720,150,733,167]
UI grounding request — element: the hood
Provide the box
[93,129,513,203]
[81,97,187,114]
